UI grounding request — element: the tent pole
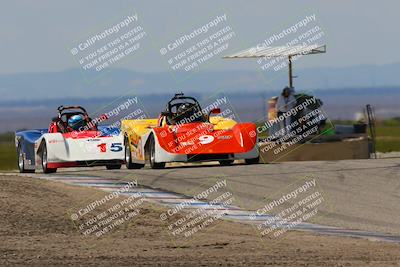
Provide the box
[288,55,293,88]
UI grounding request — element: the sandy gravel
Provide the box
[1,174,400,266]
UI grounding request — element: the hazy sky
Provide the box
[0,0,398,74]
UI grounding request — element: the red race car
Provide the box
[122,93,259,169]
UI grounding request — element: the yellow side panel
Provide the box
[121,119,158,137]
[121,119,158,161]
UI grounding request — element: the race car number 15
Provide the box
[97,143,123,152]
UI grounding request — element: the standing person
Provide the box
[276,87,296,136]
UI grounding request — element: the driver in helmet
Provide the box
[67,114,86,131]
[177,103,190,114]
[175,103,195,124]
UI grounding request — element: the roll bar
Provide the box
[57,106,88,118]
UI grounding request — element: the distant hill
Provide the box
[1,63,399,132]
[1,63,400,101]
[1,87,399,133]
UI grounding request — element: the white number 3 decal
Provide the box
[199,135,214,144]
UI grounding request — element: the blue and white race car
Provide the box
[15,106,124,173]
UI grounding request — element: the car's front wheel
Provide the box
[17,143,34,173]
[41,142,57,173]
[148,135,165,169]
[125,138,144,169]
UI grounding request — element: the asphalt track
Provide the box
[3,157,400,244]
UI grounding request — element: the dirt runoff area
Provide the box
[1,174,400,266]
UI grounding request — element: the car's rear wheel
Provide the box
[245,157,259,164]
[41,142,57,173]
[148,135,165,169]
[106,164,121,170]
[125,138,144,169]
[219,160,234,166]
[17,143,34,173]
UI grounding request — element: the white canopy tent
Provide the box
[223,44,326,88]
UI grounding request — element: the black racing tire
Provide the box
[106,164,122,170]
[219,160,234,166]
[125,138,144,169]
[245,157,259,165]
[41,142,57,174]
[148,135,165,169]
[17,143,35,173]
